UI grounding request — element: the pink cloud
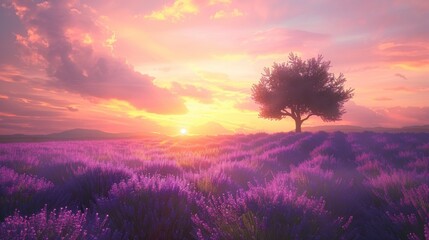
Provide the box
[299,101,386,127]
[208,0,231,5]
[71,0,429,69]
[11,0,186,114]
[0,76,170,135]
[339,102,429,127]
[380,107,429,126]
[384,86,429,93]
[0,111,165,135]
[66,106,79,112]
[235,97,258,112]
[0,97,63,117]
[211,9,244,19]
[241,28,330,55]
[373,97,392,102]
[377,42,429,67]
[170,82,213,104]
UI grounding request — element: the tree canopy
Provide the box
[251,53,354,132]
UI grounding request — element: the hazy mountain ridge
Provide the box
[304,124,429,133]
[1,125,429,143]
[0,128,138,143]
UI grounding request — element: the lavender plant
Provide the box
[0,131,428,239]
[96,175,196,239]
[0,206,110,239]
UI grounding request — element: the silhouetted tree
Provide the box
[252,53,354,132]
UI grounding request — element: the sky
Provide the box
[0,0,428,135]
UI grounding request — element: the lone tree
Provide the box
[252,53,354,132]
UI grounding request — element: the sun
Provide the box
[180,128,188,135]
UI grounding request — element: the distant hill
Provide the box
[190,122,233,136]
[0,128,141,143]
[47,128,120,139]
[1,125,429,143]
[304,125,429,133]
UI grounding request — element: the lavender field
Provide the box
[1,131,429,239]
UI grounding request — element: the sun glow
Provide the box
[180,128,188,135]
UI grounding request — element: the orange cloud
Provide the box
[377,42,429,69]
[208,0,232,5]
[384,86,429,93]
[373,97,392,101]
[144,0,198,21]
[212,9,244,19]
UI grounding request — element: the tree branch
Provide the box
[281,109,292,117]
[291,107,296,119]
[301,113,316,122]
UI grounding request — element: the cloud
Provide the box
[391,107,429,121]
[341,102,429,127]
[0,76,85,115]
[11,0,186,114]
[380,106,429,126]
[384,86,429,93]
[2,0,429,135]
[0,64,40,83]
[0,98,63,117]
[212,9,244,19]
[66,106,79,112]
[377,42,429,68]
[144,0,198,21]
[0,112,165,135]
[235,97,258,112]
[341,101,387,127]
[208,0,231,5]
[394,73,407,80]
[0,93,170,135]
[242,28,330,55]
[170,82,213,104]
[197,71,248,93]
[373,97,392,101]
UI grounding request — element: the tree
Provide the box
[251,53,354,132]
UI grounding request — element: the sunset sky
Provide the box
[0,0,428,135]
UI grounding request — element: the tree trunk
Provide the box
[295,119,302,132]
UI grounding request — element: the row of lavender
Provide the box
[0,132,428,239]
